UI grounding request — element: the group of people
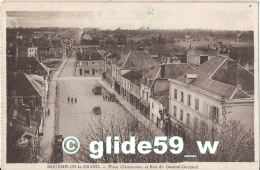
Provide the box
[68,96,78,104]
[103,94,112,102]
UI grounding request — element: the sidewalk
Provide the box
[97,78,164,136]
[39,58,68,163]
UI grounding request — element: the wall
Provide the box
[153,79,169,96]
[76,60,104,76]
[169,81,224,135]
[150,98,163,128]
[225,102,254,131]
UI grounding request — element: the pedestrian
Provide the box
[71,97,74,104]
[47,109,50,117]
[68,96,70,104]
[75,97,77,104]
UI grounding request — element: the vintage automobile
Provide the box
[93,106,101,115]
[109,93,117,102]
[52,135,63,163]
[92,85,102,95]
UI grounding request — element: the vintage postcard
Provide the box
[1,1,259,170]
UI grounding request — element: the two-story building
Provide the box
[168,56,254,139]
[76,48,104,76]
[121,70,145,111]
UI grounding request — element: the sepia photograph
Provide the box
[2,2,258,168]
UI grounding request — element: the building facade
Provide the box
[168,56,254,139]
[76,48,104,76]
[27,47,38,58]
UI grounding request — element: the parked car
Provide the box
[92,85,102,95]
[53,135,63,163]
[54,135,63,146]
[93,106,101,115]
[109,93,117,102]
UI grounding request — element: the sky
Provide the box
[6,3,256,30]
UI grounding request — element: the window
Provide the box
[180,109,183,121]
[86,62,88,66]
[209,106,219,123]
[174,89,178,99]
[173,106,177,117]
[84,70,89,73]
[152,102,154,109]
[194,117,198,131]
[187,95,191,106]
[195,98,199,111]
[99,62,102,66]
[92,62,95,65]
[200,121,208,136]
[180,91,184,102]
[186,113,190,126]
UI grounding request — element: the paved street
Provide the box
[59,51,77,77]
[39,58,68,163]
[56,53,137,163]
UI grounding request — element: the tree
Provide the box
[186,120,254,162]
[70,115,185,163]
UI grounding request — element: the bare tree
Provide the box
[70,114,186,163]
[187,120,254,162]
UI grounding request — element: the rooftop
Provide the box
[122,51,159,70]
[142,63,193,87]
[174,56,253,99]
[77,50,103,61]
[122,70,147,87]
[7,72,44,97]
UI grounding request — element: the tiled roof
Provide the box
[175,56,253,99]
[122,70,147,87]
[160,63,193,79]
[24,74,44,96]
[9,57,48,76]
[122,51,159,70]
[77,50,103,61]
[114,54,128,67]
[142,63,192,87]
[7,72,44,97]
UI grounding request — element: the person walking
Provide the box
[71,97,74,104]
[75,97,77,104]
[47,108,50,117]
[68,96,70,104]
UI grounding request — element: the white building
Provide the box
[168,56,254,138]
[28,47,38,58]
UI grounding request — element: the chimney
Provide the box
[161,65,165,78]
[185,74,198,84]
[226,60,237,86]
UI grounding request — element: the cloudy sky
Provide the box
[6,3,256,30]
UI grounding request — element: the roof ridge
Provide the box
[24,73,44,96]
[208,56,229,79]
